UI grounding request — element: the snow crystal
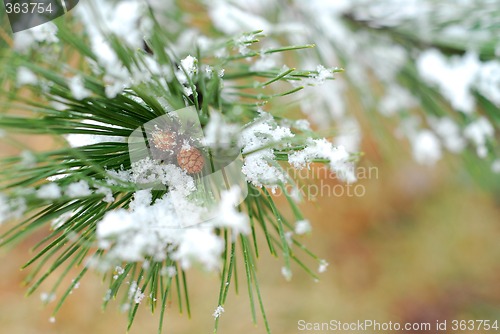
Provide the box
[294,220,311,235]
[313,65,335,84]
[281,266,292,281]
[40,292,56,303]
[134,288,145,304]
[213,305,225,319]
[115,266,125,275]
[129,281,145,304]
[318,259,329,273]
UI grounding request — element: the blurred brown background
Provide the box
[1,121,500,334]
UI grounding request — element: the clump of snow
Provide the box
[417,50,480,114]
[68,75,91,100]
[428,117,465,153]
[17,67,38,86]
[20,150,36,168]
[211,186,249,237]
[294,220,311,235]
[13,22,59,53]
[110,159,196,196]
[202,111,240,149]
[312,65,335,84]
[113,266,125,279]
[65,180,92,198]
[289,138,356,182]
[378,85,418,116]
[65,120,126,148]
[213,305,225,319]
[36,183,62,200]
[174,55,198,95]
[40,292,56,304]
[180,55,198,75]
[240,113,294,190]
[96,186,115,203]
[95,184,222,269]
[318,259,329,273]
[129,281,145,304]
[492,160,500,174]
[410,130,442,166]
[208,1,271,35]
[160,266,177,277]
[281,266,292,281]
[464,117,494,158]
[75,0,155,98]
[0,194,26,225]
[476,60,500,106]
[294,119,311,132]
[172,228,225,271]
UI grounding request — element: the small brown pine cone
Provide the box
[151,129,177,151]
[177,147,204,174]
